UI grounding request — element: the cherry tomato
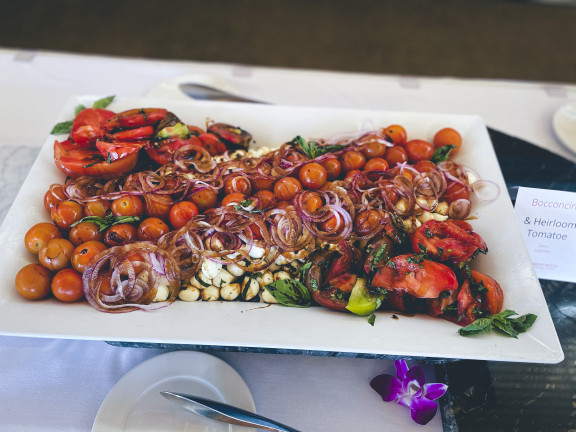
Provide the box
[299,163,327,190]
[68,222,104,246]
[344,169,361,181]
[357,133,389,159]
[85,199,112,217]
[51,200,84,231]
[340,150,366,173]
[405,139,435,163]
[221,192,247,207]
[54,140,139,178]
[443,181,471,204]
[138,217,170,241]
[51,268,84,302]
[169,201,199,230]
[381,125,407,145]
[71,108,115,146]
[24,223,63,254]
[43,184,67,213]
[111,195,144,217]
[146,136,203,165]
[384,146,408,167]
[354,209,381,236]
[319,157,342,181]
[15,264,52,300]
[433,127,462,154]
[189,188,218,212]
[412,220,487,265]
[413,160,437,173]
[371,254,458,299]
[71,240,107,273]
[253,190,277,210]
[250,176,275,192]
[38,238,75,271]
[144,194,173,220]
[364,158,389,172]
[301,191,323,214]
[104,223,138,247]
[320,214,345,235]
[224,175,252,195]
[274,177,303,201]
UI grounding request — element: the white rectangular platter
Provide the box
[0,97,564,363]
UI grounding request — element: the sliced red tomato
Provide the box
[412,220,487,264]
[109,126,154,141]
[96,140,144,162]
[313,288,349,312]
[456,270,503,326]
[54,140,138,178]
[371,254,458,299]
[104,108,168,130]
[71,108,116,146]
[145,136,203,166]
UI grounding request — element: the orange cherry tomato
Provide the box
[43,184,67,213]
[381,125,407,145]
[433,128,462,154]
[340,150,366,173]
[221,193,247,207]
[274,177,303,201]
[169,201,200,229]
[405,140,435,163]
[24,223,63,254]
[71,240,107,273]
[320,214,345,235]
[319,157,342,181]
[301,191,323,214]
[250,176,275,192]
[84,199,112,217]
[51,268,84,302]
[344,169,361,181]
[299,162,327,190]
[443,181,471,204]
[144,194,174,220]
[51,200,84,231]
[38,238,75,271]
[354,209,381,236]
[68,222,104,246]
[253,190,277,210]
[137,217,170,241]
[413,160,437,173]
[364,157,389,172]
[104,223,138,247]
[189,188,218,212]
[384,146,408,167]
[15,264,52,300]
[224,175,252,195]
[358,133,389,159]
[111,195,144,217]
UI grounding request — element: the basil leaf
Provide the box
[509,313,538,333]
[431,145,456,164]
[265,279,311,308]
[293,136,343,159]
[51,120,74,135]
[71,214,141,231]
[458,310,538,338]
[492,319,519,338]
[93,95,115,109]
[458,317,493,337]
[368,313,376,326]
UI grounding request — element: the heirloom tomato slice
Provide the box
[371,254,458,299]
[145,136,203,166]
[54,140,138,178]
[70,108,116,146]
[96,140,144,162]
[457,270,504,326]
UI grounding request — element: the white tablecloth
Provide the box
[1,48,575,431]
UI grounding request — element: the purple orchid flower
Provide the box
[370,359,447,425]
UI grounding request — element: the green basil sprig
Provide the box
[458,310,537,338]
[265,279,311,308]
[50,95,116,135]
[70,214,141,232]
[293,136,343,160]
[431,144,456,164]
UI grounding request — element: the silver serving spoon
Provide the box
[178,82,269,104]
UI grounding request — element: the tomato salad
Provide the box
[17,103,507,329]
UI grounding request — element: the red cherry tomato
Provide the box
[51,268,84,302]
[54,140,139,178]
[405,140,435,163]
[413,160,437,173]
[253,190,277,210]
[340,150,366,173]
[104,224,138,247]
[43,184,67,213]
[224,175,252,195]
[143,194,174,220]
[363,158,389,172]
[299,163,327,190]
[274,177,303,201]
[71,240,107,273]
[169,201,199,229]
[111,195,144,217]
[51,200,84,230]
[371,254,458,299]
[138,217,170,241]
[442,181,471,204]
[68,222,104,246]
[221,193,247,207]
[189,188,218,211]
[384,146,408,167]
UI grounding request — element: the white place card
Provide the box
[514,187,576,282]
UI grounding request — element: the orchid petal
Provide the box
[406,365,426,387]
[394,359,408,380]
[410,396,438,425]
[370,374,403,402]
[423,383,448,400]
[397,393,412,407]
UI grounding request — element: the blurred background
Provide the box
[1,0,575,83]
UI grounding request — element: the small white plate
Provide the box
[553,101,576,154]
[92,351,255,431]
